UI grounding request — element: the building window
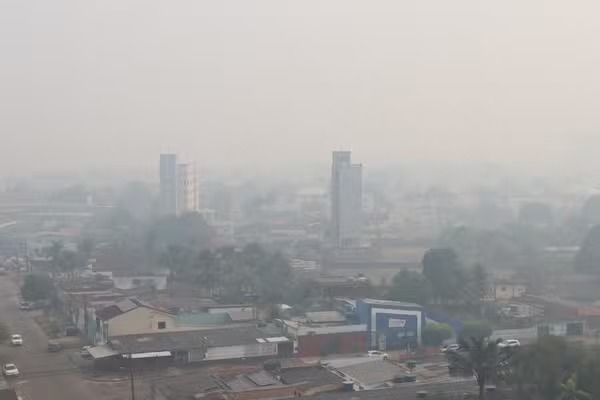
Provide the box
[157,321,166,330]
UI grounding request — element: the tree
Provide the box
[78,237,95,261]
[458,321,493,342]
[512,336,579,400]
[463,264,489,316]
[160,244,194,279]
[519,202,554,226]
[446,336,503,399]
[0,322,9,343]
[21,274,55,301]
[422,248,464,303]
[44,240,64,272]
[422,323,453,346]
[560,376,591,400]
[146,212,214,256]
[575,225,600,273]
[581,195,600,227]
[386,270,432,306]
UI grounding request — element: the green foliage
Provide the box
[163,243,292,308]
[21,274,55,301]
[48,320,62,337]
[146,212,214,256]
[575,225,600,273]
[581,195,600,227]
[422,248,464,302]
[447,336,504,399]
[0,322,9,343]
[458,321,493,342]
[422,323,453,346]
[519,202,554,226]
[438,225,545,272]
[512,336,579,400]
[386,270,431,306]
[560,376,591,400]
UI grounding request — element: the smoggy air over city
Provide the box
[3,1,600,400]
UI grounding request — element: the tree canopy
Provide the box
[160,243,292,310]
[458,320,493,342]
[0,322,9,343]
[422,248,464,302]
[386,270,431,306]
[575,225,600,273]
[21,274,55,301]
[422,323,453,346]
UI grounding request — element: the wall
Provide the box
[113,276,168,291]
[188,343,277,362]
[357,302,423,350]
[495,284,527,300]
[107,307,177,338]
[297,332,368,357]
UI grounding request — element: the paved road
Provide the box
[0,275,103,400]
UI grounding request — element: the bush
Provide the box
[422,323,454,346]
[21,274,55,301]
[0,322,9,343]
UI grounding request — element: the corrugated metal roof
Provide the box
[305,311,346,323]
[360,298,423,309]
[297,324,366,336]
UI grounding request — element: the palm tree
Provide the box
[446,336,505,399]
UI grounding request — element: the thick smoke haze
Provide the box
[2,0,600,176]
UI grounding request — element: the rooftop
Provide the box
[280,366,344,389]
[335,360,406,388]
[304,380,480,400]
[305,311,346,324]
[95,297,174,321]
[359,299,423,309]
[109,326,287,354]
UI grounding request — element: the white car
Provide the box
[441,344,460,353]
[499,339,521,348]
[367,350,389,360]
[10,334,23,346]
[3,364,19,377]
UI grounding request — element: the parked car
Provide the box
[2,364,19,377]
[10,334,23,346]
[367,350,389,360]
[19,301,33,311]
[499,339,521,348]
[441,344,460,353]
[47,341,62,352]
[80,346,92,358]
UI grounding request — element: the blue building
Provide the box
[356,299,424,351]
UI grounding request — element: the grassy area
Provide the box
[33,314,64,339]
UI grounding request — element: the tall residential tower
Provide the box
[330,151,363,247]
[159,154,199,215]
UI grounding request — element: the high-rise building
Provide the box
[159,154,199,215]
[330,151,363,247]
[177,162,199,213]
[160,153,178,215]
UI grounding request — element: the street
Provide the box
[0,275,109,400]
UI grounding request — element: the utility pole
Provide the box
[129,354,136,400]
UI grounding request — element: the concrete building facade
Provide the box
[330,151,363,248]
[159,154,199,215]
[159,153,179,215]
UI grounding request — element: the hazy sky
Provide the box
[2,0,600,176]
